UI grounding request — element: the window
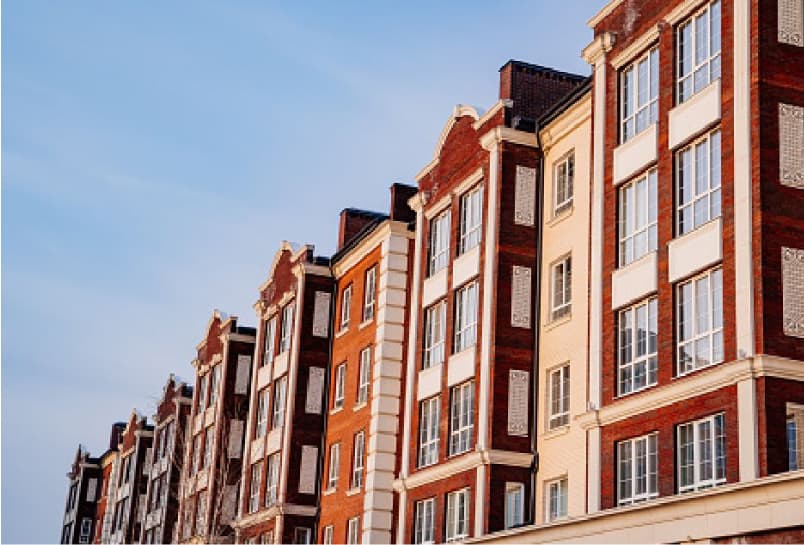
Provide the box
[272,377,287,428]
[363,267,376,321]
[551,256,572,320]
[677,0,721,103]
[265,454,279,507]
[327,443,340,490]
[192,435,202,474]
[347,517,360,545]
[357,347,371,405]
[195,491,207,535]
[459,186,483,254]
[149,476,160,511]
[351,431,365,489]
[677,130,721,235]
[279,303,294,353]
[618,298,658,395]
[293,528,312,545]
[621,47,659,141]
[249,462,262,513]
[505,483,525,529]
[423,302,446,368]
[322,526,334,545]
[340,285,352,330]
[449,381,474,455]
[677,268,723,375]
[263,531,274,545]
[429,211,450,276]
[546,478,568,521]
[263,317,276,366]
[553,152,575,215]
[787,404,803,471]
[256,388,270,438]
[203,426,214,468]
[414,498,436,545]
[618,170,658,267]
[418,397,440,467]
[79,518,92,544]
[197,374,208,412]
[454,282,478,352]
[208,365,221,408]
[548,365,570,429]
[677,413,726,492]
[445,488,470,542]
[617,433,658,505]
[333,364,346,410]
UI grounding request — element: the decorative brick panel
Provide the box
[304,366,325,414]
[514,166,536,226]
[507,370,529,436]
[510,266,532,328]
[779,103,804,189]
[778,0,804,46]
[312,291,331,337]
[782,247,804,338]
[298,446,318,494]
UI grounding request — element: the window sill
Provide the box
[322,488,336,496]
[544,313,571,331]
[359,319,374,330]
[547,205,574,227]
[541,425,571,440]
[329,406,344,416]
[345,487,362,497]
[614,382,658,400]
[335,327,349,339]
[447,448,474,460]
[353,402,367,412]
[674,358,724,380]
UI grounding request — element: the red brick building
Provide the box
[176,311,256,543]
[235,242,333,544]
[318,184,416,544]
[61,446,103,544]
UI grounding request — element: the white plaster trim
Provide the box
[417,364,443,401]
[452,245,480,289]
[331,221,413,278]
[416,105,481,182]
[737,377,759,481]
[668,79,721,149]
[587,0,624,28]
[667,218,722,283]
[472,100,511,130]
[394,449,534,491]
[610,25,661,68]
[540,94,592,154]
[612,124,658,186]
[451,168,484,198]
[479,127,538,150]
[611,251,658,309]
[423,194,452,220]
[664,0,711,25]
[421,268,447,308]
[447,349,475,387]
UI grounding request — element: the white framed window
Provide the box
[429,211,451,276]
[414,497,436,545]
[322,526,334,545]
[357,347,371,405]
[454,282,478,352]
[293,527,312,545]
[618,169,658,266]
[621,47,659,142]
[265,453,279,507]
[191,435,202,474]
[263,317,276,366]
[459,186,483,254]
[449,381,474,455]
[363,267,376,321]
[197,374,208,412]
[340,285,352,330]
[788,404,804,471]
[618,298,658,395]
[351,430,365,489]
[546,478,568,521]
[346,517,360,545]
[617,433,658,505]
[203,426,214,468]
[550,256,572,320]
[333,364,346,410]
[423,301,446,369]
[418,396,440,467]
[445,488,470,542]
[249,462,262,513]
[553,152,575,215]
[263,530,274,545]
[677,0,721,103]
[208,365,221,408]
[677,268,723,375]
[272,377,287,428]
[548,365,570,429]
[279,303,294,353]
[505,483,525,529]
[256,388,270,438]
[327,443,340,490]
[195,491,207,534]
[79,518,92,543]
[677,129,721,235]
[677,413,726,492]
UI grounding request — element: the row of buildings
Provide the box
[61,0,804,543]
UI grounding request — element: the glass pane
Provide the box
[695,276,710,335]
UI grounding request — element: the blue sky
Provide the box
[1,2,605,542]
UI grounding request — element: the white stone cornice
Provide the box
[582,32,615,64]
[540,94,592,154]
[587,0,624,28]
[393,449,534,491]
[480,127,538,151]
[332,220,413,278]
[472,99,512,130]
[610,25,660,69]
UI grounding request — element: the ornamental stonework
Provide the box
[783,247,804,338]
[780,103,804,189]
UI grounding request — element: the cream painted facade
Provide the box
[535,92,592,524]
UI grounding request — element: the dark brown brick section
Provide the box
[487,465,531,534]
[712,526,804,543]
[756,376,804,477]
[499,61,586,122]
[403,469,476,543]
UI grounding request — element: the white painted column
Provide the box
[737,376,759,481]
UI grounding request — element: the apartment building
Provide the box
[318,184,416,545]
[141,376,193,544]
[393,61,587,543]
[176,311,256,543]
[61,446,103,544]
[235,242,332,544]
[92,423,125,544]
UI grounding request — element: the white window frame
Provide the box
[418,396,440,467]
[272,377,287,429]
[414,497,436,545]
[191,435,202,474]
[327,443,340,490]
[333,364,346,410]
[550,256,572,321]
[249,462,262,514]
[548,365,570,430]
[449,381,474,456]
[263,317,276,366]
[340,285,352,330]
[454,282,478,353]
[445,488,470,542]
[207,365,221,408]
[346,517,360,545]
[322,526,334,545]
[617,297,658,396]
[618,169,658,266]
[363,267,376,322]
[788,403,804,471]
[79,518,92,544]
[195,491,207,535]
[279,303,294,354]
[265,454,279,507]
[620,47,659,142]
[357,347,371,405]
[677,268,724,375]
[256,388,270,438]
[197,374,208,413]
[505,482,525,529]
[423,301,446,369]
[617,433,658,505]
[351,430,365,489]
[546,478,568,521]
[676,129,721,236]
[459,186,483,255]
[553,151,575,216]
[293,527,312,545]
[677,413,726,492]
[676,0,722,103]
[203,426,214,469]
[429,211,451,276]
